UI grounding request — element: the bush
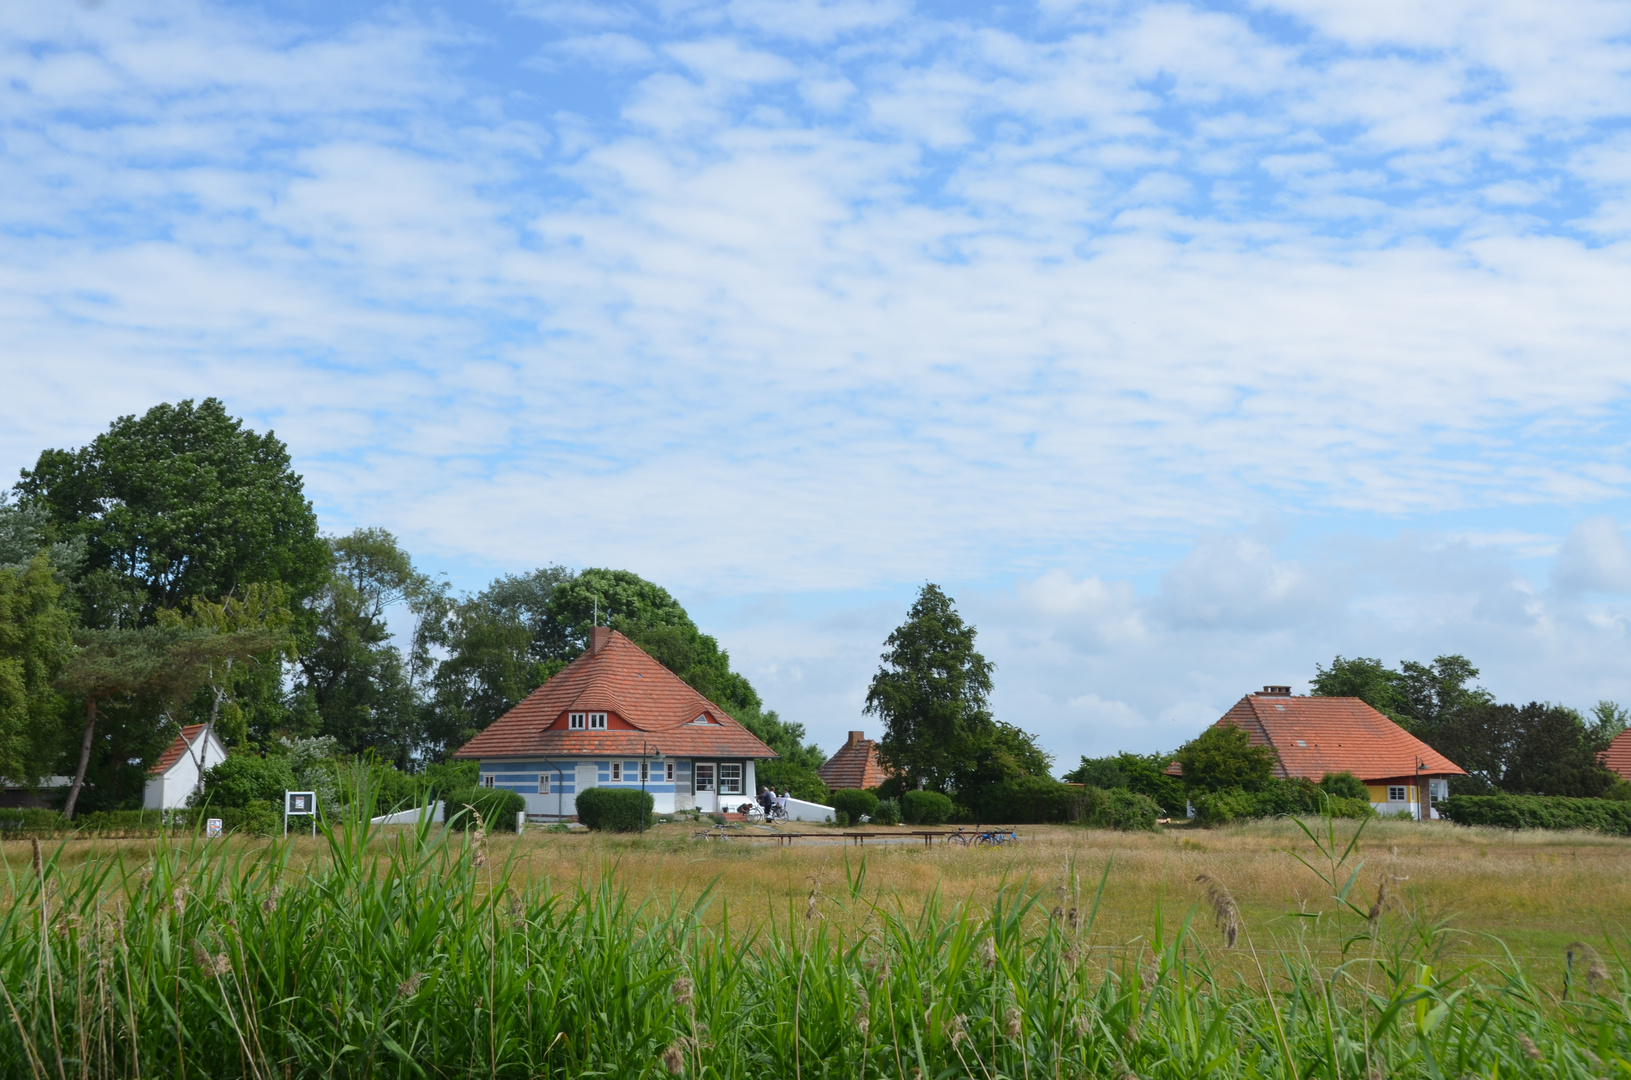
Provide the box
[833,810,850,827]
[755,760,831,804]
[195,753,297,809]
[1080,788,1160,831]
[445,787,527,832]
[872,797,901,825]
[830,789,878,823]
[1319,771,1369,800]
[1605,780,1631,802]
[574,787,654,832]
[1440,793,1631,835]
[902,790,953,826]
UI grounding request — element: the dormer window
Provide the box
[569,712,586,730]
[589,712,607,730]
[691,714,710,725]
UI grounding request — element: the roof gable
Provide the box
[149,725,224,776]
[453,630,777,760]
[1220,694,1465,781]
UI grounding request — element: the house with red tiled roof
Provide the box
[453,627,778,818]
[817,730,892,790]
[1176,686,1466,820]
[1600,727,1631,782]
[143,724,227,811]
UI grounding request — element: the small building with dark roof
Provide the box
[1175,685,1466,820]
[817,730,891,790]
[454,627,778,818]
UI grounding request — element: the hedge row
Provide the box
[1191,784,1371,827]
[0,803,282,838]
[1440,793,1631,835]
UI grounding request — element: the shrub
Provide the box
[1190,784,1372,826]
[1605,780,1631,802]
[195,753,296,809]
[834,810,850,827]
[573,787,654,832]
[1190,789,1259,827]
[902,790,952,826]
[1440,793,1631,835]
[1319,771,1369,800]
[830,789,878,823]
[1063,757,1128,791]
[755,760,831,804]
[445,787,527,832]
[1080,788,1159,831]
[872,797,902,825]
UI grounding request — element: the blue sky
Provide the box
[5,0,1631,766]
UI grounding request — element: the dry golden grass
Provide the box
[9,816,1629,976]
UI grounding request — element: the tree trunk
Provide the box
[62,698,97,821]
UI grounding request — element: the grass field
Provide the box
[1,811,1628,1078]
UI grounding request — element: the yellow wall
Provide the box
[1366,783,1416,804]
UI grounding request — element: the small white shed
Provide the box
[143,725,228,810]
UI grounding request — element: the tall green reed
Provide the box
[0,783,1625,1079]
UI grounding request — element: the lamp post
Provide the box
[1415,757,1426,822]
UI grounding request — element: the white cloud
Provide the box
[1554,517,1631,594]
[3,0,1631,763]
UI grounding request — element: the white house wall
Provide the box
[482,757,766,819]
[143,733,228,811]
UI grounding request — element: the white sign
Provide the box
[206,817,223,838]
[284,790,318,836]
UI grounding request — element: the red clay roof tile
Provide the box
[817,731,891,789]
[453,631,777,761]
[1601,727,1631,780]
[150,724,211,775]
[1212,694,1466,781]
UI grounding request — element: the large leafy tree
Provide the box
[1432,701,1618,797]
[0,554,74,786]
[291,529,436,767]
[866,584,996,793]
[17,397,327,628]
[416,567,573,760]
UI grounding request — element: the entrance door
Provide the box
[693,763,718,813]
[574,763,597,818]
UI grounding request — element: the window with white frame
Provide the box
[1387,785,1406,802]
[589,712,607,729]
[569,712,585,729]
[664,762,674,782]
[719,763,743,795]
[641,761,650,782]
[611,762,622,781]
[537,775,549,795]
[482,775,495,788]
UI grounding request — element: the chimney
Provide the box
[1261,685,1291,696]
[589,626,612,654]
[848,730,864,745]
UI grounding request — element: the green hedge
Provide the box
[0,803,282,838]
[574,788,654,832]
[969,777,1082,824]
[872,797,902,825]
[444,788,526,832]
[1440,793,1631,835]
[829,789,878,823]
[1191,785,1372,827]
[902,790,953,826]
[1080,788,1160,831]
